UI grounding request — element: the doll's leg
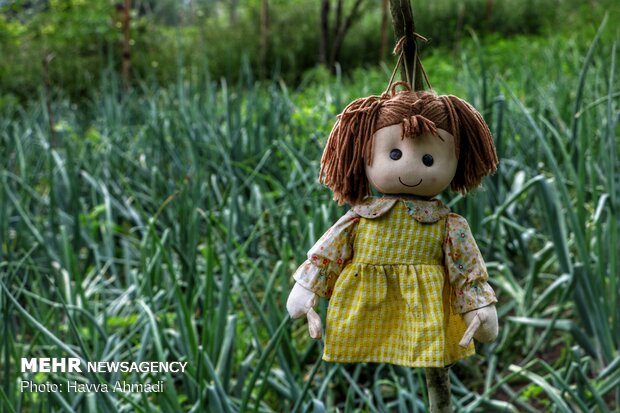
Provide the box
[425,367,453,413]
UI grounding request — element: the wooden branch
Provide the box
[333,0,343,43]
[389,0,424,90]
[319,0,330,65]
[340,0,364,46]
[259,0,269,79]
[122,0,131,91]
[388,6,448,410]
[426,368,454,413]
[329,0,364,69]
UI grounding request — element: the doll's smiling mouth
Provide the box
[398,177,423,187]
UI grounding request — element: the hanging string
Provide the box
[384,33,432,95]
[383,45,405,95]
[417,52,432,90]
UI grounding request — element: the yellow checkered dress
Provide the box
[323,201,474,367]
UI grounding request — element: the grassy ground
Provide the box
[1,17,619,413]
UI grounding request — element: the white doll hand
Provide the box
[459,304,498,347]
[286,282,318,318]
[286,282,322,339]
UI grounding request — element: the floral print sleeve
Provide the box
[293,209,360,298]
[444,213,497,314]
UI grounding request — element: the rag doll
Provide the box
[287,82,498,369]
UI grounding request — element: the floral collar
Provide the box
[352,196,450,223]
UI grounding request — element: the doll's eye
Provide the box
[390,149,402,160]
[422,154,434,166]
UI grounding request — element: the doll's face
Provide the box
[365,124,458,198]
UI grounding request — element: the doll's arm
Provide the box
[287,282,318,318]
[444,213,498,344]
[291,209,359,298]
[461,304,498,344]
[286,283,323,339]
[286,209,359,337]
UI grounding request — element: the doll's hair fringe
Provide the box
[319,82,498,205]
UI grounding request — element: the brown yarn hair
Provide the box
[319,83,498,205]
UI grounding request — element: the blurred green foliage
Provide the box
[1,0,118,99]
[1,0,617,103]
